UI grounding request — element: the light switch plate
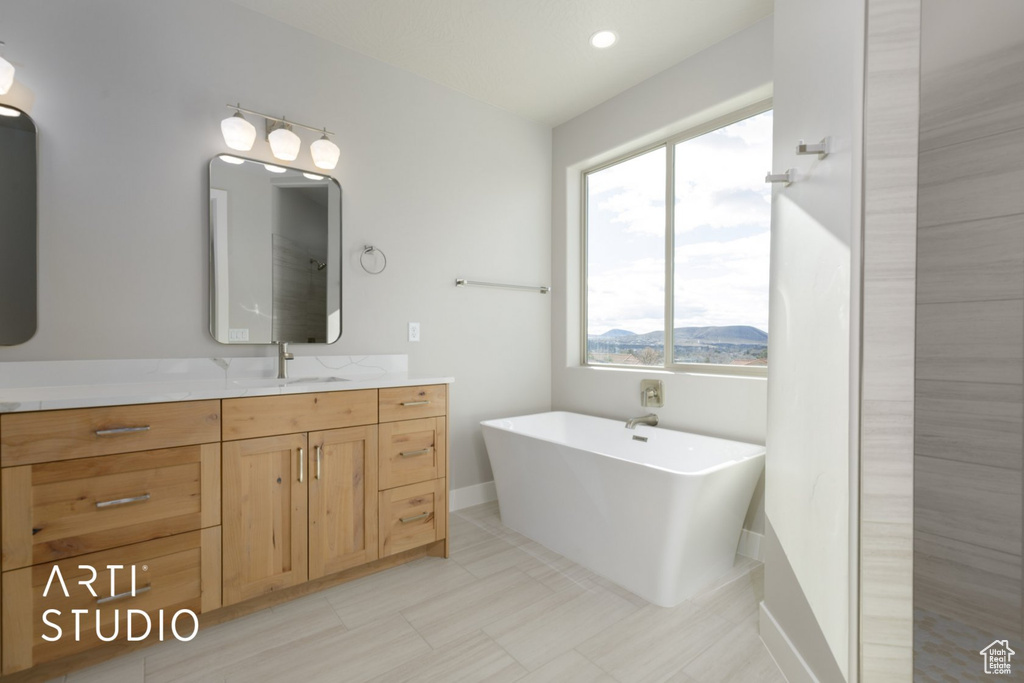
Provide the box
[229,328,250,342]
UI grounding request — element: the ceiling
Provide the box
[226,0,773,127]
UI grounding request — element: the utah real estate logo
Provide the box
[980,640,1015,675]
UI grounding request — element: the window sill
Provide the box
[576,363,767,380]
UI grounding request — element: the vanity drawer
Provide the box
[378,385,447,423]
[1,531,204,675]
[378,478,446,558]
[0,400,221,467]
[222,389,377,440]
[378,417,446,490]
[1,444,220,571]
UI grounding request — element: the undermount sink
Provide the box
[231,376,350,388]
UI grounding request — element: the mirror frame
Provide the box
[0,104,38,346]
[207,154,343,345]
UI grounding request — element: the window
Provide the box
[584,108,772,372]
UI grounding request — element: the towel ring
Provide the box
[360,245,387,275]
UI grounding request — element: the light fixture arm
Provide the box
[226,104,334,137]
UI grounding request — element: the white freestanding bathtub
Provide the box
[481,411,765,607]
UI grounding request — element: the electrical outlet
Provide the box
[229,328,249,342]
[408,322,420,342]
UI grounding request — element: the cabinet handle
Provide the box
[399,448,431,458]
[96,584,151,605]
[95,493,151,509]
[298,447,304,483]
[95,426,150,436]
[315,444,322,480]
[401,400,430,407]
[399,512,430,524]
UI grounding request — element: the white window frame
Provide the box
[581,101,772,377]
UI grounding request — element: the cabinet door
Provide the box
[308,426,378,579]
[222,434,308,606]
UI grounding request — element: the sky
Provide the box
[586,109,772,337]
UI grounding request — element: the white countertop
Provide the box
[0,355,452,414]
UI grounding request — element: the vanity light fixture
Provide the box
[221,104,340,169]
[218,154,245,165]
[303,172,324,180]
[0,105,21,117]
[0,42,15,96]
[590,30,617,49]
[264,163,287,173]
[221,105,257,151]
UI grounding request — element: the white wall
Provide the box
[761,0,864,679]
[550,18,773,532]
[0,0,552,490]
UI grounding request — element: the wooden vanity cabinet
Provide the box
[0,401,223,676]
[220,423,380,606]
[376,385,449,559]
[220,391,383,606]
[0,382,449,678]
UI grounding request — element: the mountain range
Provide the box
[593,325,767,346]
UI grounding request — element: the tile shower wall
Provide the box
[915,39,1024,637]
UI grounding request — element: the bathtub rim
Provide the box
[481,410,765,478]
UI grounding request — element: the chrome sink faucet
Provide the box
[625,413,659,429]
[275,341,294,379]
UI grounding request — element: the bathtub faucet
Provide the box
[625,413,659,429]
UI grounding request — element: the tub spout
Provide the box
[625,413,659,429]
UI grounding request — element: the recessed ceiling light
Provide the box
[590,30,617,49]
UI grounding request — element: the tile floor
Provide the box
[51,502,783,683]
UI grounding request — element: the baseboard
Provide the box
[759,602,818,683]
[738,529,765,561]
[449,480,498,511]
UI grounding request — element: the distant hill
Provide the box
[589,325,767,346]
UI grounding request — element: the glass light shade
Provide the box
[268,126,301,161]
[218,154,245,165]
[0,55,14,95]
[0,104,21,117]
[264,164,286,173]
[303,172,324,180]
[220,112,256,151]
[310,136,340,170]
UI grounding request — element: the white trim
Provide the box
[737,529,765,561]
[449,481,497,511]
[759,602,818,683]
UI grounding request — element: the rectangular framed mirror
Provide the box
[209,155,342,344]
[0,105,37,346]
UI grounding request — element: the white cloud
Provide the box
[585,111,773,336]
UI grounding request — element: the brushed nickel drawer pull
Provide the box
[401,400,430,407]
[315,444,322,480]
[96,493,151,509]
[298,447,304,483]
[399,448,431,458]
[399,512,430,524]
[96,584,151,605]
[95,426,151,437]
